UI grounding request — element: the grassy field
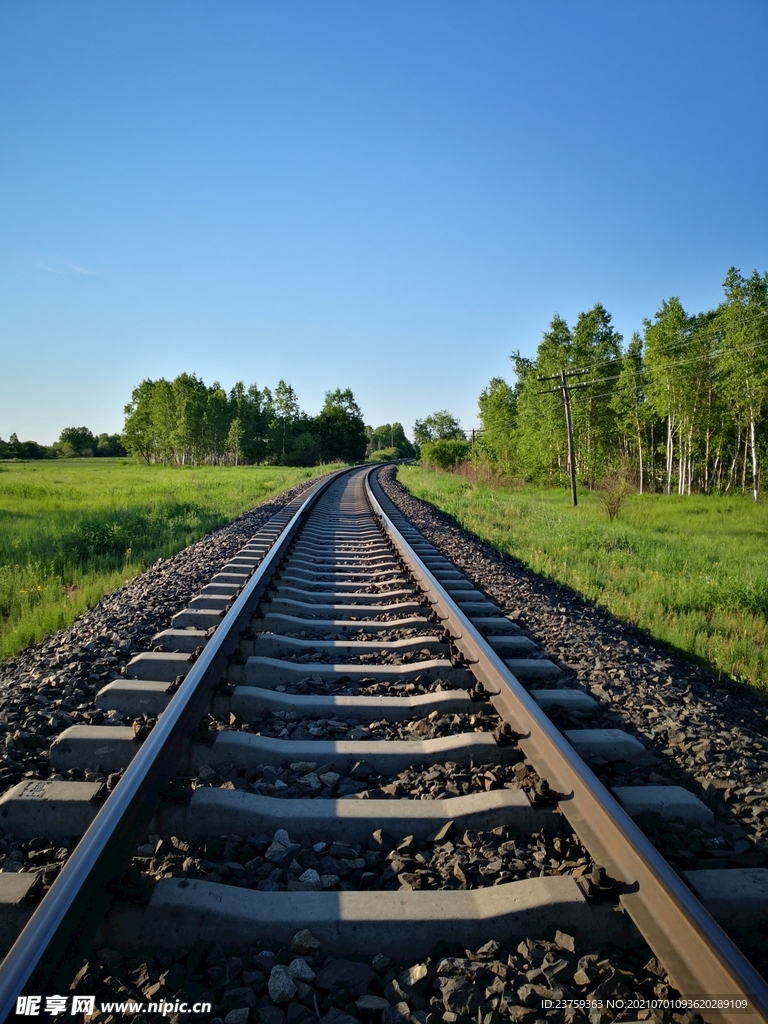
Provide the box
[398,465,768,689]
[0,459,341,661]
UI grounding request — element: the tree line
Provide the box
[430,267,767,501]
[121,375,369,465]
[121,373,416,466]
[0,428,126,460]
[1,374,416,467]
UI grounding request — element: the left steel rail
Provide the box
[0,468,352,1021]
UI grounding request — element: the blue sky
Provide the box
[2,1,766,444]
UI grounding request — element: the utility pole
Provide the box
[537,367,588,506]
[559,369,577,506]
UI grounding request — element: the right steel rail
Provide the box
[367,468,768,1024]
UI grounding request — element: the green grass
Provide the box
[0,459,342,661]
[398,465,768,689]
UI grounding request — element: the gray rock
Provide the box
[316,958,376,996]
[555,930,576,953]
[254,950,277,971]
[399,962,429,991]
[356,995,390,1011]
[290,928,321,955]
[256,1008,286,1024]
[318,1011,359,1024]
[436,957,481,978]
[268,964,298,1003]
[265,841,290,864]
[221,988,256,1010]
[436,976,483,1015]
[382,1004,415,1024]
[297,868,321,889]
[297,772,321,791]
[224,1011,250,1024]
[288,958,316,983]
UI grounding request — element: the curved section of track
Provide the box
[0,465,765,1023]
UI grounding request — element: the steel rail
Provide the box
[366,466,768,1024]
[0,467,354,1022]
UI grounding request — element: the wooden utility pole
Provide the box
[536,367,589,507]
[560,369,578,506]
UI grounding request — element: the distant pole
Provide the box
[537,366,588,507]
[560,369,578,506]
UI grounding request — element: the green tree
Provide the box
[123,380,157,463]
[150,378,177,464]
[205,385,231,464]
[714,268,768,501]
[476,377,517,474]
[230,382,272,463]
[569,304,623,486]
[367,423,416,459]
[510,306,623,487]
[316,388,367,463]
[512,319,571,483]
[643,298,693,495]
[171,373,208,465]
[57,426,96,458]
[225,417,245,466]
[95,433,128,457]
[2,432,54,459]
[413,410,464,445]
[610,333,654,491]
[285,431,322,466]
[273,380,299,458]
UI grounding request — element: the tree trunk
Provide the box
[677,428,687,496]
[750,417,759,502]
[741,431,749,493]
[726,427,741,493]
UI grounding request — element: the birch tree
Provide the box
[715,268,768,501]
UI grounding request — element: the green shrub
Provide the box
[369,447,398,463]
[420,438,471,470]
[281,433,322,467]
[597,475,632,521]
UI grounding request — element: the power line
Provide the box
[525,307,768,381]
[535,335,768,396]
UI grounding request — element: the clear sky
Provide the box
[2,1,766,444]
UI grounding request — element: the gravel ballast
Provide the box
[71,927,680,1024]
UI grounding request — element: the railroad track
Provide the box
[0,464,766,1023]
